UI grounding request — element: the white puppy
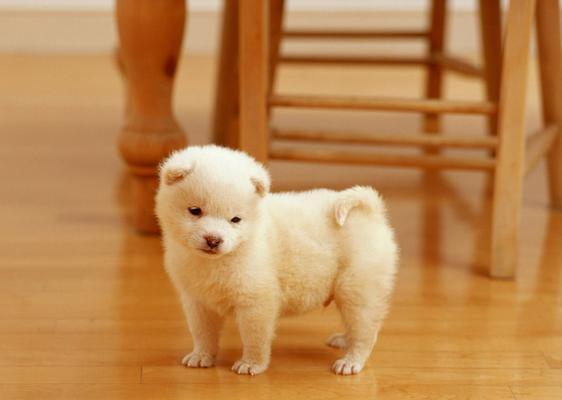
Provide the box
[155,145,398,376]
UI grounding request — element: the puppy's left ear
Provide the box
[250,166,271,197]
[159,148,195,186]
[164,167,191,185]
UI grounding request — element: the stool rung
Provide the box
[269,95,497,115]
[283,29,429,39]
[433,54,484,78]
[280,54,484,79]
[273,129,499,149]
[280,55,428,66]
[280,54,483,79]
[524,124,559,176]
[270,143,496,171]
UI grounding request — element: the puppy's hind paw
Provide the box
[231,359,268,376]
[182,352,215,368]
[326,333,348,349]
[331,358,363,375]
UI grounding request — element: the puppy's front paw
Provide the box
[331,358,363,375]
[231,359,268,376]
[182,352,215,368]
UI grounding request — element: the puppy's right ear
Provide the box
[162,167,191,185]
[251,176,269,197]
[250,165,271,198]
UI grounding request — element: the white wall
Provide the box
[0,0,494,54]
[0,0,480,12]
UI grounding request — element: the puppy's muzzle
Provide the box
[203,235,223,252]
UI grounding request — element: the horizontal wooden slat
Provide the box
[270,95,497,115]
[279,53,484,79]
[434,53,484,78]
[270,143,496,170]
[280,54,428,66]
[524,124,559,175]
[279,54,485,80]
[283,29,429,39]
[273,129,499,149]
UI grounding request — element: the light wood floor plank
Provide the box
[0,348,547,369]
[544,351,562,368]
[142,365,562,386]
[511,386,562,400]
[0,367,140,384]
[0,383,515,400]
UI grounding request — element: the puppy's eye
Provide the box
[188,207,202,216]
[230,216,242,223]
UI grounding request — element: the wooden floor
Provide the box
[0,54,561,399]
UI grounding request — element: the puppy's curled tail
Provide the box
[333,186,386,227]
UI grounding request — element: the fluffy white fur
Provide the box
[155,145,398,376]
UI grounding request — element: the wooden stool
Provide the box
[213,0,562,279]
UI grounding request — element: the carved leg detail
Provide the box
[116,0,188,233]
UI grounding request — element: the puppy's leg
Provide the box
[331,303,384,375]
[326,333,347,349]
[181,296,223,368]
[232,300,278,375]
[332,272,392,375]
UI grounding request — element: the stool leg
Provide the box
[116,0,187,233]
[536,0,562,209]
[268,0,285,98]
[213,0,240,148]
[491,0,536,278]
[478,0,502,138]
[424,0,447,134]
[239,0,269,163]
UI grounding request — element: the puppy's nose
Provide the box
[204,235,223,249]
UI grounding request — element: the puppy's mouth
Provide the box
[199,248,221,256]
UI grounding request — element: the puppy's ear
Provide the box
[251,177,268,197]
[163,167,191,185]
[159,148,196,185]
[250,166,271,197]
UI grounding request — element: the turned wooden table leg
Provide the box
[424,0,447,134]
[491,0,535,278]
[116,0,187,233]
[239,0,269,163]
[536,0,562,209]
